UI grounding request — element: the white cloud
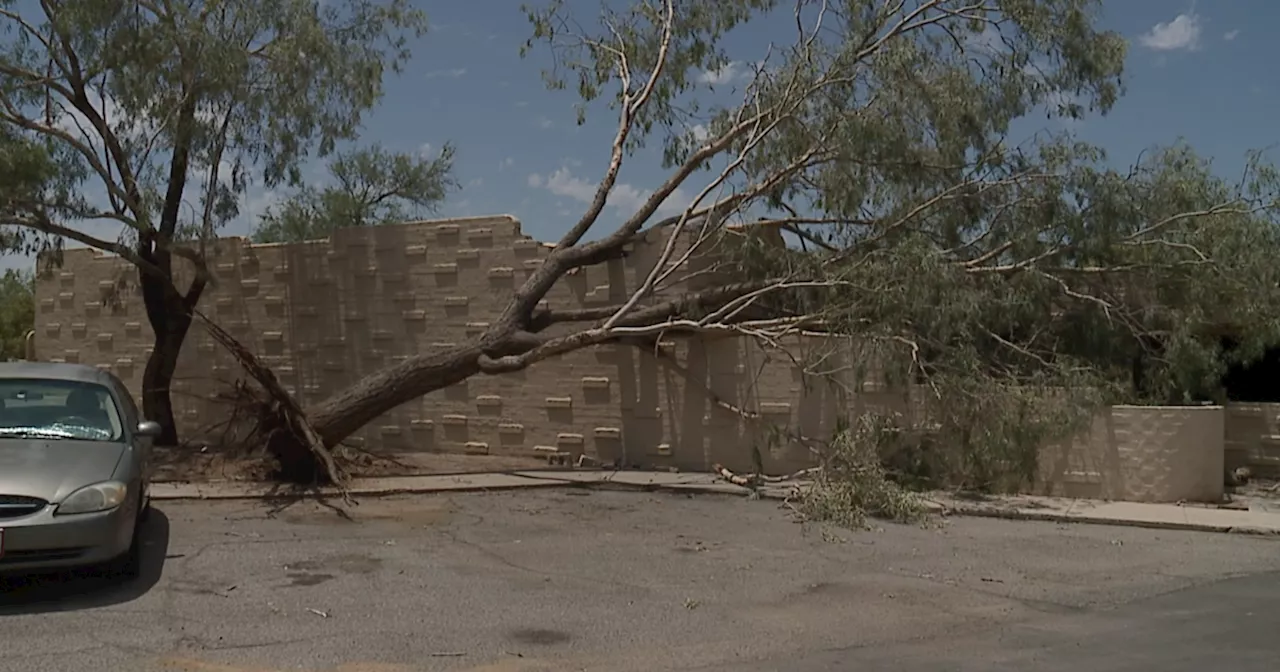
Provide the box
[1138,13,1202,51]
[536,117,553,130]
[499,157,515,171]
[418,142,432,157]
[424,68,467,79]
[696,61,748,86]
[528,167,692,219]
[514,101,529,108]
[688,124,710,143]
[1224,29,1240,41]
[466,177,483,188]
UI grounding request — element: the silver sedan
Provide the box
[0,362,158,576]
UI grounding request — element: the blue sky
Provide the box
[9,0,1280,266]
[321,0,1276,246]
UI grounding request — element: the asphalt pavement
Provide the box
[1,488,1278,672]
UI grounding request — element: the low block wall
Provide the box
[1036,405,1225,503]
[30,215,1252,503]
[1224,402,1280,477]
[31,216,852,475]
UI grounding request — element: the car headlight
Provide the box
[55,481,128,515]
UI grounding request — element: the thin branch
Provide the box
[554,0,675,251]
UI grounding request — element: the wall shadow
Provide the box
[0,507,170,615]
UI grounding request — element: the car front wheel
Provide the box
[104,501,145,579]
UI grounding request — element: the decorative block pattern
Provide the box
[1036,405,1225,503]
[36,213,1162,489]
[545,397,573,409]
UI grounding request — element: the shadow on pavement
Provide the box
[0,507,170,615]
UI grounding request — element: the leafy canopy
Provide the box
[0,269,33,361]
[252,143,457,243]
[0,0,427,263]
[522,0,1280,490]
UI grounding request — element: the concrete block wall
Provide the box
[1223,402,1280,477]
[31,215,852,474]
[1035,405,1225,503]
[28,215,1247,500]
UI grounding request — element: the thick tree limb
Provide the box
[526,281,781,332]
[0,211,164,278]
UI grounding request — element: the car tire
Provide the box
[105,502,144,579]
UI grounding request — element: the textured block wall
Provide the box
[1223,402,1280,477]
[30,215,1242,494]
[32,215,854,474]
[1035,405,1225,503]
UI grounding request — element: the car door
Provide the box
[109,377,151,499]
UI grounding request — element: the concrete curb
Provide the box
[932,504,1280,537]
[150,474,1280,537]
[149,475,589,501]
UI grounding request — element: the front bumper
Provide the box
[0,502,135,573]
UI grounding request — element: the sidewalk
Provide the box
[149,470,1280,536]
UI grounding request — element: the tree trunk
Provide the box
[307,344,485,448]
[136,240,202,446]
[140,307,193,445]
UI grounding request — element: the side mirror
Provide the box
[136,420,163,438]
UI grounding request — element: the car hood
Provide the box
[0,439,127,502]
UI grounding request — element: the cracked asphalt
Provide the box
[1,488,1278,671]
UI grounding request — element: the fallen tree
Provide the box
[244,0,1280,489]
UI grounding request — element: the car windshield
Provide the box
[0,379,124,442]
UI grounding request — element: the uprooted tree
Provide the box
[0,0,428,444]
[251,0,1280,490]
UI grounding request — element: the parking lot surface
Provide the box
[2,488,1278,671]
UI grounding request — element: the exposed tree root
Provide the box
[194,310,347,490]
[712,463,822,487]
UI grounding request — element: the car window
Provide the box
[111,379,140,425]
[0,379,124,442]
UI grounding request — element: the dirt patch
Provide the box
[151,445,276,483]
[152,445,551,484]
